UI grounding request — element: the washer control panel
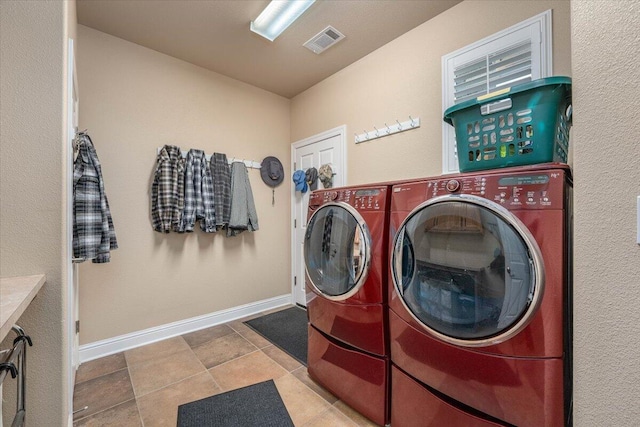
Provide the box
[309,187,387,211]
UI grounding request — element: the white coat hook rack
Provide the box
[354,116,420,144]
[155,148,262,169]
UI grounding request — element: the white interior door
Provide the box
[291,126,347,307]
[67,37,80,423]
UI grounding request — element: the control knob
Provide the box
[446,179,461,193]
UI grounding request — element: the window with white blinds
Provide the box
[455,40,533,104]
[441,10,552,174]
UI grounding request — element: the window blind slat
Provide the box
[489,41,530,60]
[489,40,531,63]
[490,61,532,83]
[489,54,532,76]
[489,73,532,91]
[454,73,487,94]
[455,80,487,99]
[454,57,486,78]
[454,68,487,86]
[455,83,488,102]
[456,84,490,103]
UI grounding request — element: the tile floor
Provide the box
[73,306,378,427]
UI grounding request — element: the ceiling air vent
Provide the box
[304,26,345,54]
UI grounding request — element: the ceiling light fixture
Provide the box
[250,0,316,42]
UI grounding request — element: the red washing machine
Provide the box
[388,164,572,427]
[304,184,392,426]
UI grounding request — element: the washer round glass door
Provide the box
[392,194,544,347]
[304,202,371,301]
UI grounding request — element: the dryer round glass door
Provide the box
[304,202,371,301]
[392,194,545,347]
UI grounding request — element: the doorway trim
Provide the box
[66,36,79,427]
[290,125,348,306]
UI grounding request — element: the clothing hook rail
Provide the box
[155,147,261,169]
[355,116,421,144]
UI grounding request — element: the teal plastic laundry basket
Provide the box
[444,76,572,172]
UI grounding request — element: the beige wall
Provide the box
[291,0,572,185]
[3,2,636,425]
[572,0,640,425]
[76,26,291,344]
[0,1,75,425]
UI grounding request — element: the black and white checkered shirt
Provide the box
[73,132,118,263]
[211,152,231,230]
[151,145,186,233]
[182,149,216,232]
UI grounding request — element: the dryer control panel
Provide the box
[309,187,388,211]
[435,173,565,209]
[392,167,569,211]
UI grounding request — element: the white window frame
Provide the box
[441,10,553,174]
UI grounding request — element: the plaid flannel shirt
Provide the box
[210,153,231,230]
[182,149,216,232]
[151,145,185,233]
[73,132,118,263]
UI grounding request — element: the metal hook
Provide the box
[373,126,380,137]
[409,116,415,127]
[396,119,403,130]
[364,130,369,140]
[354,133,360,143]
[384,123,391,134]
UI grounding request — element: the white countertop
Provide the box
[0,274,46,342]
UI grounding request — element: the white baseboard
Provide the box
[79,294,293,363]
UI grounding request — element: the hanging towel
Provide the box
[227,162,259,236]
[182,149,216,232]
[211,152,232,230]
[73,132,118,263]
[151,145,185,233]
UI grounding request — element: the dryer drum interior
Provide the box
[304,202,372,301]
[392,195,545,347]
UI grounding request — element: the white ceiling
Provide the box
[77,0,462,98]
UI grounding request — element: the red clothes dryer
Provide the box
[304,184,392,426]
[388,164,572,427]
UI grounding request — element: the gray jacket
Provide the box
[227,162,259,236]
